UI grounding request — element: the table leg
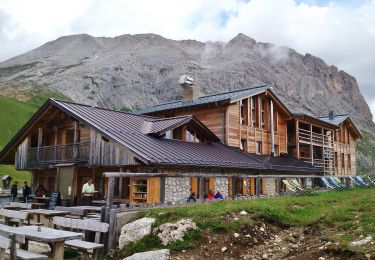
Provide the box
[51,241,64,260]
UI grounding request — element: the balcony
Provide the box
[27,142,90,167]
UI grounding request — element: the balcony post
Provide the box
[54,127,58,162]
[310,124,313,164]
[37,127,43,162]
[295,120,300,159]
[73,121,79,160]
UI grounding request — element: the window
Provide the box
[186,128,195,142]
[273,110,278,132]
[256,141,262,155]
[347,154,351,170]
[251,97,257,127]
[240,139,247,151]
[240,100,245,125]
[341,153,345,169]
[173,127,182,140]
[260,98,265,129]
[274,145,279,156]
[164,130,172,139]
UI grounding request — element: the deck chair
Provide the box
[320,177,335,190]
[349,176,363,187]
[332,176,350,189]
[356,176,372,187]
[366,176,375,185]
[290,179,316,195]
[282,180,297,193]
[328,177,346,190]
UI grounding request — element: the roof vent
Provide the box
[179,75,199,101]
[329,111,335,120]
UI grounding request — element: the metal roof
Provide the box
[317,114,349,126]
[0,98,317,173]
[136,84,271,114]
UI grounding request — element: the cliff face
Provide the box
[0,33,373,131]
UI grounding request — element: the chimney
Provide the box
[329,110,335,120]
[179,75,199,100]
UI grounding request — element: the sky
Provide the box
[1,0,375,118]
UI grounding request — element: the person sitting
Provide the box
[22,181,31,202]
[206,190,214,200]
[187,192,196,203]
[35,184,46,197]
[214,191,224,200]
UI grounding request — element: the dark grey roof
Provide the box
[0,98,318,173]
[136,84,271,114]
[317,114,349,126]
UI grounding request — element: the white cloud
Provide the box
[0,0,375,118]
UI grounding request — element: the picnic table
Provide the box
[0,224,83,260]
[21,209,70,227]
[31,202,47,209]
[69,206,102,213]
[92,200,106,206]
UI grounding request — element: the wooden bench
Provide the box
[53,217,109,260]
[0,209,43,227]
[10,202,33,210]
[0,230,48,260]
[54,206,84,219]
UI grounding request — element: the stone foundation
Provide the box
[306,178,312,188]
[265,178,277,195]
[214,177,229,198]
[164,177,191,203]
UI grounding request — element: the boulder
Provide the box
[119,218,156,248]
[124,249,170,260]
[350,236,373,247]
[154,219,197,245]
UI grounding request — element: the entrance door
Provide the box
[58,166,73,199]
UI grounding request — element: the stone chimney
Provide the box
[179,75,199,100]
[329,110,335,120]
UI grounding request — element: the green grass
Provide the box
[113,188,375,258]
[0,83,70,184]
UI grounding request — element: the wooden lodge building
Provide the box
[0,80,361,206]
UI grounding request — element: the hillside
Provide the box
[0,85,70,183]
[0,33,374,173]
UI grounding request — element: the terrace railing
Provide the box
[27,142,90,166]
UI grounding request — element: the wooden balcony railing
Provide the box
[27,142,90,166]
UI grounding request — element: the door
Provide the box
[58,166,73,199]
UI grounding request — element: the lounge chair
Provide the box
[332,176,351,189]
[320,177,335,190]
[349,176,363,187]
[286,179,315,196]
[282,179,297,193]
[356,176,371,187]
[366,176,375,185]
[328,176,346,190]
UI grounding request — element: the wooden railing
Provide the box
[27,142,90,166]
[298,128,333,147]
[301,157,334,173]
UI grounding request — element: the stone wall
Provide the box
[306,178,312,188]
[164,177,191,203]
[214,177,229,198]
[265,178,276,195]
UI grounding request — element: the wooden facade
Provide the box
[149,91,290,156]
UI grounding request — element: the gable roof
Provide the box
[292,113,340,129]
[0,99,317,173]
[136,84,291,116]
[317,114,362,138]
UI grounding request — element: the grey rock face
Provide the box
[0,33,372,131]
[118,217,155,249]
[124,249,170,260]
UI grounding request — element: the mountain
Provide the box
[0,33,374,172]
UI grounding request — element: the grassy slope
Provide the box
[0,84,70,184]
[115,188,375,258]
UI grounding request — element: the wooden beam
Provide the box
[106,177,115,207]
[296,120,300,159]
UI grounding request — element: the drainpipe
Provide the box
[270,99,275,156]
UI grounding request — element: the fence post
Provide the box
[107,209,117,251]
[107,177,115,207]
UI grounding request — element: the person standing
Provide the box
[22,181,31,202]
[82,178,95,206]
[11,181,18,201]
